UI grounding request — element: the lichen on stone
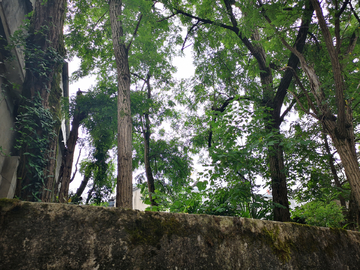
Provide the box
[0,198,21,212]
[262,226,292,263]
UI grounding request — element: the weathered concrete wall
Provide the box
[0,157,19,198]
[1,200,360,270]
[0,0,31,196]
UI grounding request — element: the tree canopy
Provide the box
[11,0,360,229]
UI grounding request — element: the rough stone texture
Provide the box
[0,200,360,270]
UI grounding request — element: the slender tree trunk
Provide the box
[253,30,291,221]
[109,0,133,209]
[72,172,91,203]
[58,90,86,203]
[226,1,312,221]
[268,137,291,221]
[86,182,96,205]
[322,131,346,208]
[16,0,66,201]
[143,76,157,206]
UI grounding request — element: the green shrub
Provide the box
[291,200,344,228]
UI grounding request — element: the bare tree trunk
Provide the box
[72,172,91,203]
[58,90,86,203]
[280,0,360,213]
[268,139,291,221]
[322,131,347,208]
[109,0,133,209]
[143,75,157,206]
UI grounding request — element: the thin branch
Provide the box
[287,89,318,119]
[280,98,297,122]
[174,7,264,70]
[280,66,319,116]
[307,31,322,51]
[182,20,200,50]
[131,72,146,81]
[236,171,249,183]
[126,13,143,51]
[336,0,350,18]
[353,100,360,110]
[349,1,360,24]
[157,12,177,22]
[212,96,252,112]
[88,11,108,37]
[70,147,82,183]
[174,8,235,32]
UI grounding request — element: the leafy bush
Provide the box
[291,200,344,228]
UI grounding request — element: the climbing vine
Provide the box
[8,1,67,201]
[15,94,57,200]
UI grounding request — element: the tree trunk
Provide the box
[41,137,59,202]
[322,131,347,208]
[58,90,86,203]
[307,0,360,211]
[109,0,133,209]
[143,76,157,206]
[328,126,360,210]
[268,138,291,221]
[348,192,360,230]
[72,172,91,204]
[16,0,66,201]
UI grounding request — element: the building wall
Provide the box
[133,187,147,211]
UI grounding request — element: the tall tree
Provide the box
[272,0,360,210]
[66,0,179,207]
[109,0,133,208]
[15,0,66,201]
[160,0,314,221]
[58,89,86,203]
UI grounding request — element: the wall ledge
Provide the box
[1,200,359,269]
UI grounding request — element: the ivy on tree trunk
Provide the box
[16,0,66,202]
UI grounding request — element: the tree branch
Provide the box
[279,98,297,122]
[182,20,200,51]
[157,12,177,22]
[349,1,360,24]
[336,0,350,18]
[281,66,319,116]
[126,13,143,51]
[70,146,82,183]
[310,0,346,136]
[287,89,318,119]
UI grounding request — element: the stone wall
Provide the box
[1,199,360,270]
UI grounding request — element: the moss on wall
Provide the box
[0,201,360,270]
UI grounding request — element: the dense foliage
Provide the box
[10,0,360,229]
